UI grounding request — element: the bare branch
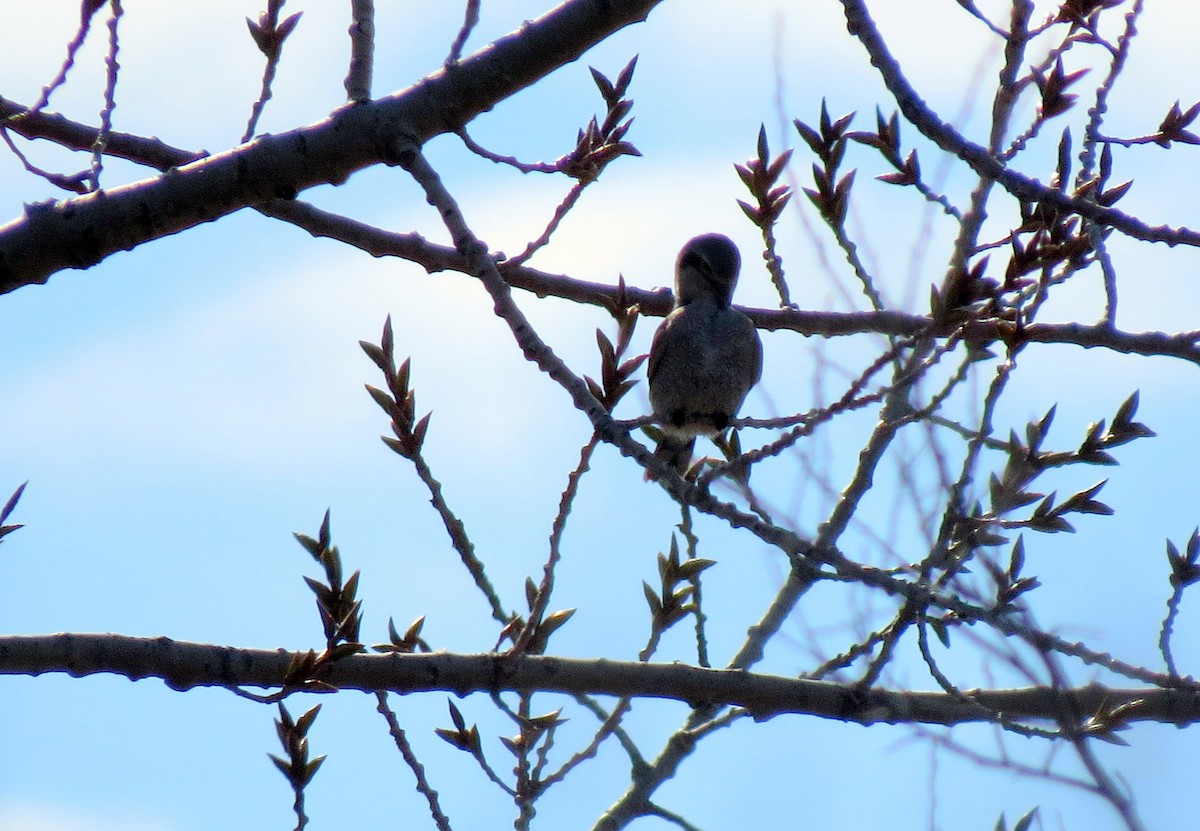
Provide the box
[3,634,1197,728]
[838,0,1200,247]
[0,0,663,294]
[345,0,375,103]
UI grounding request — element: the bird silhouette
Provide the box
[647,234,762,478]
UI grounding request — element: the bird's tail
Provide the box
[646,435,696,481]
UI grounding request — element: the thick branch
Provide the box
[2,634,1195,727]
[0,0,661,293]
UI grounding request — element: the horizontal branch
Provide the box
[0,0,662,294]
[16,100,1177,692]
[247,202,1200,365]
[3,633,1196,728]
[6,67,1199,366]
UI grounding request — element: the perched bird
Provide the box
[647,233,762,478]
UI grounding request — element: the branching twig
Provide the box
[838,0,1200,247]
[361,320,511,627]
[87,0,122,192]
[242,1,302,143]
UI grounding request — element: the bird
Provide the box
[647,233,762,478]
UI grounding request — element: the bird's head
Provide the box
[674,233,741,307]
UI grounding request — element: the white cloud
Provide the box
[0,251,538,476]
[0,802,171,831]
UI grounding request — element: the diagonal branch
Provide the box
[0,0,663,294]
[838,0,1200,247]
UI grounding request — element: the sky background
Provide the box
[3,1,1200,829]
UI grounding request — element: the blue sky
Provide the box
[3,2,1200,830]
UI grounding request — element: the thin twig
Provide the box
[838,0,1200,247]
[5,0,105,120]
[507,180,591,267]
[676,505,709,668]
[445,0,481,67]
[87,0,122,191]
[375,692,454,831]
[344,0,375,103]
[513,435,598,654]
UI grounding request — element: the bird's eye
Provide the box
[680,252,707,272]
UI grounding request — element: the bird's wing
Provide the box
[748,316,764,386]
[647,312,673,386]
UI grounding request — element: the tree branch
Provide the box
[2,633,1194,727]
[0,0,662,293]
[838,0,1200,247]
[5,102,1198,365]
